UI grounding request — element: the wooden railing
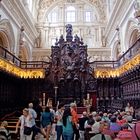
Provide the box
[0,46,50,69]
[0,38,139,70]
[89,38,140,69]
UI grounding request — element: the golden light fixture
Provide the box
[0,58,45,78]
[94,54,140,78]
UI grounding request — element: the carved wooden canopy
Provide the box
[48,24,91,104]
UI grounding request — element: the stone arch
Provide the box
[124,18,139,50]
[112,40,121,60]
[0,19,15,52]
[19,42,31,61]
[39,0,101,22]
[0,31,9,47]
[129,29,139,47]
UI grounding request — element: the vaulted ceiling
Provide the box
[35,0,107,22]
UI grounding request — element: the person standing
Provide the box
[79,111,88,140]
[62,108,74,140]
[15,108,32,140]
[125,102,134,116]
[28,103,38,140]
[55,104,65,140]
[70,102,80,140]
[41,106,53,140]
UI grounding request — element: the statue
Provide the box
[66,24,73,41]
[66,24,73,35]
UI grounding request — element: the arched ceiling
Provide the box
[36,0,107,22]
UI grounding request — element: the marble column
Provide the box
[44,27,49,48]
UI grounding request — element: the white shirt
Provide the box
[19,115,32,130]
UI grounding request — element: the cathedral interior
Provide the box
[0,0,140,117]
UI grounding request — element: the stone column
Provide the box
[44,26,49,48]
[99,27,102,46]
[39,28,46,48]
[79,4,84,23]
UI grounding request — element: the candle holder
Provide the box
[83,94,92,114]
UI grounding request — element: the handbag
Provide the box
[24,126,32,135]
[23,117,32,135]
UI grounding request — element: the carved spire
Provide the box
[66,24,73,41]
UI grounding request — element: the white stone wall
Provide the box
[0,0,38,60]
[2,0,139,62]
[106,0,140,60]
[34,0,111,61]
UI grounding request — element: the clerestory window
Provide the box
[66,6,76,22]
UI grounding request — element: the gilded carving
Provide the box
[94,54,140,78]
[0,58,45,78]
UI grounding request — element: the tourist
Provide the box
[84,114,95,140]
[70,102,80,140]
[79,111,88,140]
[62,108,74,140]
[15,108,32,140]
[110,116,121,135]
[125,102,134,116]
[90,121,112,140]
[41,106,53,140]
[28,103,38,140]
[55,104,65,140]
[115,123,132,140]
[0,121,11,140]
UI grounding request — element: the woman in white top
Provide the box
[125,102,134,116]
[15,108,32,140]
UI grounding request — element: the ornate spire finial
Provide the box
[66,24,73,41]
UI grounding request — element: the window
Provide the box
[85,12,91,22]
[52,12,57,23]
[66,6,76,22]
[48,12,57,23]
